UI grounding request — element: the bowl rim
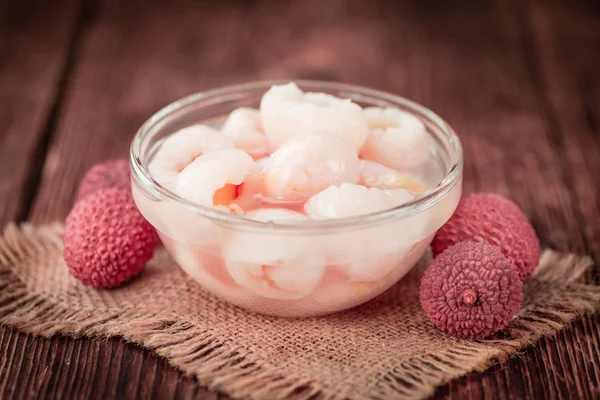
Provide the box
[130,79,463,233]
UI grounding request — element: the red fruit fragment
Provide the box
[64,187,158,288]
[76,158,130,201]
[431,192,540,279]
[420,241,523,339]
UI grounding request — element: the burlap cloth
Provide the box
[1,223,599,399]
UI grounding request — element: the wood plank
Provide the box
[28,0,254,222]
[415,0,599,397]
[437,316,600,400]
[3,0,598,399]
[406,0,598,397]
[0,327,212,400]
[19,0,242,398]
[0,0,81,225]
[0,0,83,397]
[525,0,600,264]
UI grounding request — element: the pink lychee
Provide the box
[76,158,130,201]
[431,193,540,279]
[64,187,158,288]
[420,241,523,339]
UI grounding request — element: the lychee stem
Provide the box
[461,289,477,305]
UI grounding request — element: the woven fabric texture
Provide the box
[0,223,598,400]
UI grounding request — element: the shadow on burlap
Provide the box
[0,223,598,399]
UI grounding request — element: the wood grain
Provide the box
[0,0,81,226]
[0,0,83,396]
[525,0,600,264]
[0,0,598,399]
[28,0,254,222]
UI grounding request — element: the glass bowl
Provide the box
[130,80,463,317]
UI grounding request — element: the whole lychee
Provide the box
[64,187,159,288]
[431,193,540,279]
[420,241,523,339]
[76,158,130,201]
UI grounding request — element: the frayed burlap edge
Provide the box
[0,223,598,400]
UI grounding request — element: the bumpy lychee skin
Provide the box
[64,187,159,288]
[76,158,130,201]
[431,193,540,279]
[420,241,523,339]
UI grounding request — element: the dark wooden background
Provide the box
[0,0,599,398]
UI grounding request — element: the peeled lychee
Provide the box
[76,158,130,201]
[64,187,159,288]
[431,193,540,279]
[420,241,523,339]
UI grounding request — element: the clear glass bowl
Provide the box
[130,80,463,317]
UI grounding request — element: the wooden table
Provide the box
[1,0,598,398]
